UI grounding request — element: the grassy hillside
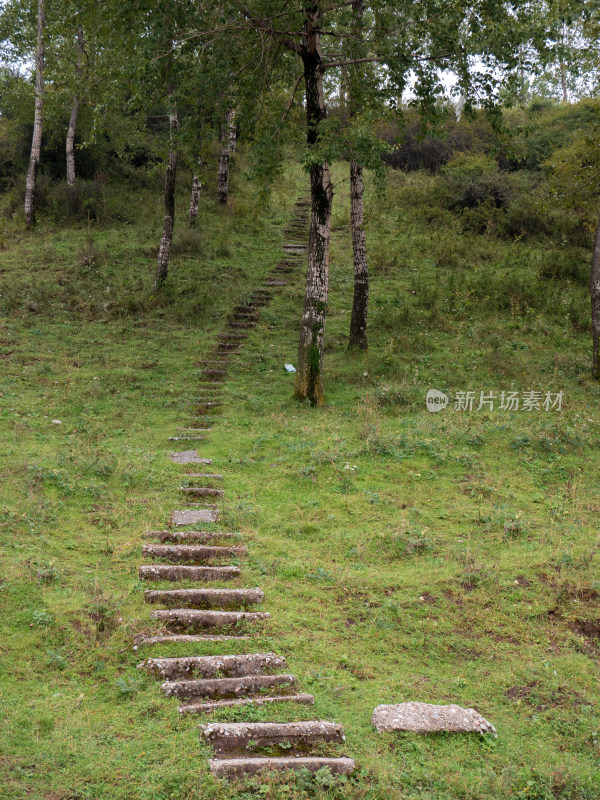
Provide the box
[1,146,599,800]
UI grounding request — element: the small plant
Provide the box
[32,610,54,627]
[116,676,142,697]
[46,649,67,670]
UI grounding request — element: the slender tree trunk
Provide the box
[217,108,235,204]
[66,25,84,186]
[24,0,45,228]
[227,108,237,153]
[560,62,568,104]
[348,160,368,349]
[294,7,333,406]
[189,157,202,226]
[155,107,179,289]
[591,216,600,379]
[347,0,369,350]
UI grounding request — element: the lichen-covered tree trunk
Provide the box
[348,159,368,349]
[591,216,600,379]
[227,108,237,153]
[189,157,202,225]
[217,109,235,205]
[294,6,333,406]
[24,0,45,228]
[66,25,84,186]
[155,108,179,289]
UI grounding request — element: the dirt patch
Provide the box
[571,618,600,640]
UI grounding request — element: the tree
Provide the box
[66,23,84,185]
[24,0,45,227]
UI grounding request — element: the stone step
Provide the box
[228,322,256,329]
[179,693,314,715]
[139,564,240,581]
[178,428,212,434]
[134,633,249,647]
[139,652,285,679]
[200,720,345,756]
[168,436,206,442]
[150,608,269,632]
[209,757,355,780]
[144,587,263,608]
[180,487,224,497]
[219,333,247,341]
[143,544,246,563]
[182,473,223,480]
[201,369,227,378]
[217,343,242,352]
[144,530,239,543]
[162,673,294,699]
[169,451,212,465]
[172,508,220,525]
[264,279,288,286]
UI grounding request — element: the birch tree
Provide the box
[65,23,84,185]
[24,0,45,227]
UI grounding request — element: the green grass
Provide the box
[1,154,599,800]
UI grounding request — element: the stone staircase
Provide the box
[134,198,355,779]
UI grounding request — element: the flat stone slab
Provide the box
[162,673,295,699]
[201,720,345,755]
[168,437,206,441]
[172,508,219,525]
[144,587,263,608]
[179,693,314,715]
[134,634,249,647]
[139,652,285,680]
[169,451,212,465]
[371,703,496,736]
[150,608,269,632]
[143,544,246,563]
[209,757,355,779]
[139,565,240,581]
[144,530,239,543]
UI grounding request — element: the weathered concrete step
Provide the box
[183,473,223,480]
[178,429,213,434]
[218,343,242,351]
[151,608,269,631]
[144,530,238,543]
[209,757,355,779]
[134,633,249,647]
[201,369,228,378]
[172,508,220,525]
[228,322,256,329]
[169,451,212,465]
[200,720,345,755]
[162,673,294,699]
[144,587,263,608]
[168,436,206,441]
[143,544,246,563]
[179,693,314,715]
[139,565,240,581]
[139,652,284,679]
[219,333,247,341]
[264,279,288,286]
[180,487,225,497]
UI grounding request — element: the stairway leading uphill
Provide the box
[134,199,356,780]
